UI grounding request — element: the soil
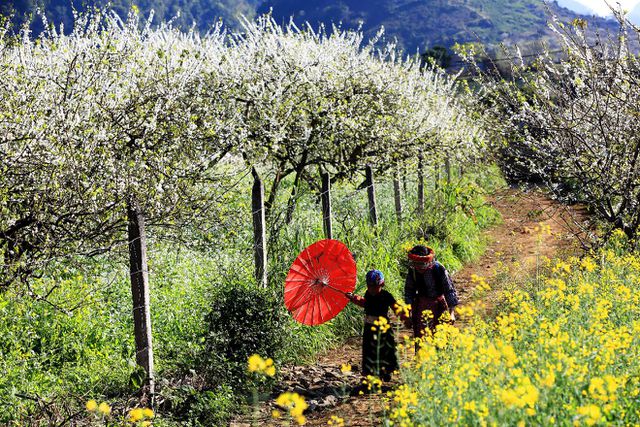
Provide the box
[230,188,590,427]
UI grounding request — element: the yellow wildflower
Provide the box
[373,316,390,333]
[86,400,98,412]
[275,392,308,423]
[576,405,602,426]
[265,363,276,377]
[364,375,383,393]
[540,370,556,388]
[471,274,491,292]
[247,354,276,377]
[456,305,474,318]
[536,222,552,235]
[97,402,111,416]
[499,378,539,409]
[580,257,596,272]
[553,261,571,275]
[248,354,263,372]
[463,400,477,412]
[328,415,345,426]
[128,408,144,423]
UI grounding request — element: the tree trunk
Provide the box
[127,199,155,401]
[366,165,378,226]
[321,172,333,239]
[252,168,268,288]
[402,164,408,194]
[393,173,402,224]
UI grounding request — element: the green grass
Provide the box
[0,162,504,424]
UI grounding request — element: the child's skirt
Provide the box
[362,320,399,380]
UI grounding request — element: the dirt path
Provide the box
[454,188,588,314]
[231,188,588,427]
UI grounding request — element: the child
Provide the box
[346,269,408,382]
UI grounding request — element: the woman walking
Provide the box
[404,245,458,340]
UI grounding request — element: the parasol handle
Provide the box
[324,283,349,296]
[287,282,351,313]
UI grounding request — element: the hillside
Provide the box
[258,0,620,52]
[0,0,257,35]
[1,0,621,50]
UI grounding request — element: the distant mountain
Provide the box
[0,0,256,35]
[258,0,620,53]
[0,0,624,52]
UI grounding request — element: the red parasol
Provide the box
[284,239,357,326]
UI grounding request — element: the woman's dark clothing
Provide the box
[354,289,399,379]
[411,295,448,338]
[404,262,456,337]
[404,265,445,300]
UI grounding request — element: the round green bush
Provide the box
[202,282,286,392]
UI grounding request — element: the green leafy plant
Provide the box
[202,281,286,393]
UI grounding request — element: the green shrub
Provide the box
[159,385,237,426]
[202,281,286,392]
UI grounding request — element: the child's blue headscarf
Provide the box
[366,269,384,286]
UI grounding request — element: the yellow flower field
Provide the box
[389,247,640,426]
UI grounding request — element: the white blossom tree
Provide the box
[0,10,240,396]
[228,17,485,221]
[461,12,640,241]
[0,10,487,397]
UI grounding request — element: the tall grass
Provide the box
[0,163,504,424]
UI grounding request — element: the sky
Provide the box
[572,0,640,15]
